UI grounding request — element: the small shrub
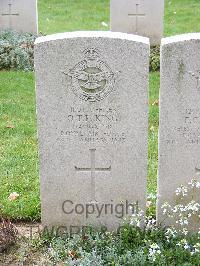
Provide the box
[150,45,160,72]
[0,30,36,71]
[0,30,160,72]
[0,219,18,252]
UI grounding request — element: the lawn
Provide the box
[0,72,39,220]
[0,0,200,220]
[38,0,200,36]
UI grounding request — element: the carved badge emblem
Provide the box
[64,48,116,102]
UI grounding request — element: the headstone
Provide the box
[0,0,38,34]
[110,0,164,45]
[157,34,200,231]
[34,32,149,230]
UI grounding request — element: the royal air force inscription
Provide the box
[61,48,125,144]
[60,106,126,144]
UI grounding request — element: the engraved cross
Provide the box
[75,149,111,202]
[2,1,19,28]
[128,3,145,33]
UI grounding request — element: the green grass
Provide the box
[38,0,109,34]
[1,0,200,220]
[164,0,200,36]
[38,0,200,36]
[0,72,40,220]
[0,73,159,220]
[148,72,159,193]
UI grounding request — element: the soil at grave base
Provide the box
[0,222,44,266]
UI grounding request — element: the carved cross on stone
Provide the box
[128,3,145,33]
[1,1,19,28]
[75,149,111,202]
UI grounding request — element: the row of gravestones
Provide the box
[0,0,164,44]
[34,31,200,231]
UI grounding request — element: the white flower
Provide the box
[165,227,177,240]
[175,186,188,197]
[147,193,157,200]
[181,228,188,236]
[188,179,200,189]
[148,243,161,261]
[161,202,172,216]
[196,182,200,188]
[184,243,190,250]
[178,218,188,226]
[130,210,144,227]
[176,239,191,251]
[146,218,157,229]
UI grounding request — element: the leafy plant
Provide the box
[0,30,36,71]
[0,30,160,73]
[32,179,199,265]
[150,46,160,72]
[0,219,18,252]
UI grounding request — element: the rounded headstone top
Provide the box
[35,31,149,45]
[161,33,200,46]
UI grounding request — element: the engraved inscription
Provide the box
[61,106,127,144]
[165,67,200,145]
[75,149,111,202]
[63,48,116,102]
[176,108,200,144]
[166,108,200,145]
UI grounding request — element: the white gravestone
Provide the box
[34,31,149,230]
[0,0,38,34]
[110,0,164,45]
[158,34,200,231]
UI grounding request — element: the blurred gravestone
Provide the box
[158,34,200,231]
[110,0,164,45]
[0,0,38,34]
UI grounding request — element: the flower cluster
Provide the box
[161,178,200,229]
[125,178,200,262]
[148,243,161,262]
[129,210,144,227]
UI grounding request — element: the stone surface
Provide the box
[157,33,200,231]
[0,0,38,34]
[34,31,149,230]
[110,0,164,45]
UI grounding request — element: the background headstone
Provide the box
[110,0,164,45]
[157,34,200,231]
[34,31,149,230]
[0,0,38,34]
